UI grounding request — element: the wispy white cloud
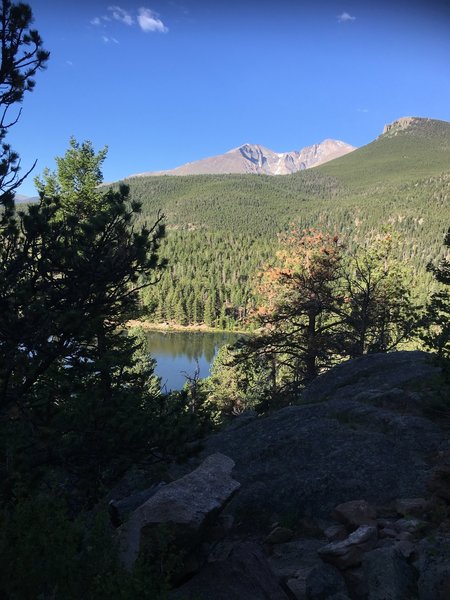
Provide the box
[137,8,168,33]
[66,60,73,66]
[357,108,369,113]
[90,15,111,26]
[102,35,119,44]
[337,12,356,23]
[90,6,168,37]
[108,5,134,25]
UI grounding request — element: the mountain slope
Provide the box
[123,117,450,238]
[317,116,450,188]
[132,139,356,177]
[112,116,450,328]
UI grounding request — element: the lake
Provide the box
[144,330,243,391]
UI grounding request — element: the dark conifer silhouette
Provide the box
[421,228,450,359]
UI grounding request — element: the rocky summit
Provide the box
[113,351,450,599]
[131,139,356,177]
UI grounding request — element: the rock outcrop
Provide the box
[416,532,450,599]
[332,500,377,529]
[363,546,417,600]
[169,542,290,600]
[318,525,378,569]
[382,116,419,135]
[177,352,446,525]
[118,453,240,569]
[300,350,441,407]
[114,350,450,599]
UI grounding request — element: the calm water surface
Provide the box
[145,330,242,391]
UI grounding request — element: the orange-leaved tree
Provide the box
[238,228,345,394]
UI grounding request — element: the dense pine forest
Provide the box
[116,151,450,328]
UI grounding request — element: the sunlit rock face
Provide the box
[133,139,356,177]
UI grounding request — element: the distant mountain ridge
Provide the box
[131,139,356,178]
[14,194,32,203]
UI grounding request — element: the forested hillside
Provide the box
[112,118,450,329]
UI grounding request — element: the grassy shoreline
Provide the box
[127,319,248,335]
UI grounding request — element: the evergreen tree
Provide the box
[421,227,450,359]
[340,231,418,356]
[203,293,215,327]
[204,344,272,420]
[0,0,48,222]
[0,139,166,499]
[34,137,108,217]
[175,298,187,325]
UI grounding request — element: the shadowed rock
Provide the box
[363,546,417,600]
[305,562,347,599]
[333,500,377,529]
[180,353,445,525]
[109,482,166,526]
[265,526,294,544]
[268,538,325,580]
[318,525,378,569]
[169,542,289,600]
[395,497,429,518]
[427,465,450,501]
[416,532,450,600]
[301,351,441,407]
[118,453,240,569]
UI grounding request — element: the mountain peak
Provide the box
[382,116,420,135]
[132,139,356,178]
[231,143,268,152]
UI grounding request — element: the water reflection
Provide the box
[145,330,242,391]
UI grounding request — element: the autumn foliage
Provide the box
[237,227,418,397]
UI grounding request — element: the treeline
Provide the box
[139,231,272,328]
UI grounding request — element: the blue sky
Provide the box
[12,0,450,196]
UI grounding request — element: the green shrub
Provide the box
[0,495,174,599]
